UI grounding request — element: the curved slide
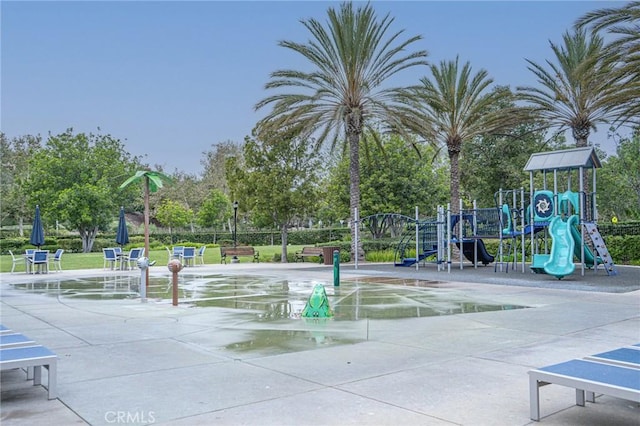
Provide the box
[455,239,494,265]
[544,215,578,279]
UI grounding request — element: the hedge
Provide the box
[1,228,639,265]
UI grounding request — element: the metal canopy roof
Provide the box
[523,146,602,172]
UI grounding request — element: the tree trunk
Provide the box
[449,148,461,214]
[79,226,99,253]
[573,126,591,198]
[280,224,288,263]
[348,129,365,261]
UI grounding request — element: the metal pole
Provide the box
[579,167,585,276]
[233,201,238,248]
[168,260,183,306]
[447,203,451,273]
[333,250,340,287]
[415,206,419,271]
[459,198,463,270]
[354,207,359,270]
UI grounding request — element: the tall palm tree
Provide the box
[576,1,640,125]
[517,29,631,148]
[401,57,518,212]
[120,170,172,283]
[255,1,428,259]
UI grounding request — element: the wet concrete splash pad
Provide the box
[10,273,528,354]
[10,274,526,320]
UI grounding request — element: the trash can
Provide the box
[322,246,340,265]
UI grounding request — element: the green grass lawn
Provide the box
[0,245,308,273]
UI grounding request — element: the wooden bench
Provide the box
[295,247,324,263]
[220,246,259,264]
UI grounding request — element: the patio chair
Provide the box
[8,250,23,273]
[103,248,117,270]
[29,250,49,274]
[24,249,36,274]
[196,246,206,265]
[49,249,64,272]
[172,246,184,258]
[180,247,196,267]
[165,247,172,263]
[124,248,142,270]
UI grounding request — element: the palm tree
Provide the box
[255,1,428,260]
[575,1,640,125]
[517,29,631,148]
[401,57,518,212]
[120,170,173,281]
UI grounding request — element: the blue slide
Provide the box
[543,215,578,279]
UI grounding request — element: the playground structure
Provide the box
[394,202,501,270]
[356,147,618,280]
[523,146,617,278]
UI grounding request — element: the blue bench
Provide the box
[0,345,58,399]
[585,347,640,368]
[529,348,640,421]
[0,333,36,349]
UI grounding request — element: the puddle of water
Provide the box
[10,274,526,320]
[10,274,527,354]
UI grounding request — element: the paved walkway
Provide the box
[1,262,639,425]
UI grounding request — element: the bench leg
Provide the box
[530,377,541,421]
[586,391,596,403]
[33,365,42,385]
[576,389,586,407]
[47,361,57,399]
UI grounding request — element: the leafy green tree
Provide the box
[518,29,632,148]
[255,2,428,259]
[326,132,449,221]
[155,171,207,232]
[402,58,520,212]
[576,1,640,124]
[460,89,562,207]
[155,199,193,241]
[196,189,231,230]
[25,129,140,252]
[0,133,42,234]
[461,125,553,208]
[598,128,640,220]
[201,141,242,194]
[226,128,322,262]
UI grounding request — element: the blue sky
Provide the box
[2,1,624,174]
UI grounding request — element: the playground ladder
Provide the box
[583,222,618,276]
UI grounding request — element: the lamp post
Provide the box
[232,201,239,263]
[233,201,239,248]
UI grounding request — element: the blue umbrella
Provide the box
[30,205,45,248]
[116,206,129,247]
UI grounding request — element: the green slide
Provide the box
[544,215,577,279]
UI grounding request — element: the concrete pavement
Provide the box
[1,262,639,425]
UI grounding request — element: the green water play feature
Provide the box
[301,283,333,318]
